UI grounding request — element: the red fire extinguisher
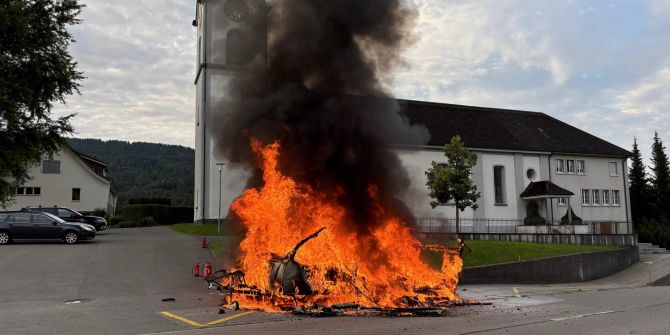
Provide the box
[204,261,213,279]
[192,262,201,277]
[201,237,207,249]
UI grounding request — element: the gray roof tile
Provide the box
[399,99,632,157]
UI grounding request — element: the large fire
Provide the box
[227,139,463,312]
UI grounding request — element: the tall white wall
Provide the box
[194,0,267,222]
[395,148,475,219]
[481,154,518,219]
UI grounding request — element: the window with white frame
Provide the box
[556,159,565,174]
[566,160,575,174]
[576,160,586,174]
[612,190,620,206]
[582,189,590,205]
[609,162,619,176]
[592,189,601,205]
[602,189,610,205]
[558,198,567,206]
[16,187,41,196]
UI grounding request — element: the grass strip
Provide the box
[421,240,617,268]
[170,223,229,236]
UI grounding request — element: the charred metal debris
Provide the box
[205,227,490,316]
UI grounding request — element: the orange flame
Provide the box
[229,139,462,311]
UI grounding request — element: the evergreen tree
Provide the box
[650,132,670,221]
[629,138,651,227]
[425,135,480,234]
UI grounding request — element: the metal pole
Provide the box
[216,163,225,234]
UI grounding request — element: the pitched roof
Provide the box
[399,99,632,157]
[68,147,118,195]
[520,181,574,199]
[70,148,108,178]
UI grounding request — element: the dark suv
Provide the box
[0,211,96,244]
[22,207,108,231]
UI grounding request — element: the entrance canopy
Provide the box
[520,181,573,200]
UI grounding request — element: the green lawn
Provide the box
[208,240,226,253]
[421,240,617,268]
[170,223,229,236]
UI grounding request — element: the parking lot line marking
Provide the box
[160,311,204,328]
[204,311,254,326]
[551,310,619,322]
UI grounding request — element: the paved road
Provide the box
[138,282,670,335]
[3,229,670,335]
[0,227,218,335]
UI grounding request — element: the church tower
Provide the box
[193,0,267,223]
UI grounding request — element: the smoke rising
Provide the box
[213,0,429,229]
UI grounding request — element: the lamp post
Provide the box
[216,162,225,234]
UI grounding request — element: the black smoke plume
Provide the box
[213,0,429,230]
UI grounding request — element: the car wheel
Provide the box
[64,232,79,244]
[0,231,10,245]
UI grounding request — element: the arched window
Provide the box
[227,29,246,65]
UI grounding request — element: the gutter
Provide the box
[622,158,631,232]
[548,153,554,222]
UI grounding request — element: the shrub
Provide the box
[638,218,670,249]
[524,215,546,226]
[122,204,193,225]
[560,209,583,225]
[137,216,156,227]
[117,220,137,228]
[123,204,170,224]
[92,208,107,218]
[109,215,125,226]
[170,206,193,224]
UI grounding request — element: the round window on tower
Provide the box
[526,168,537,181]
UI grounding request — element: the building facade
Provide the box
[193,0,267,223]
[193,0,632,234]
[5,146,118,214]
[397,100,632,234]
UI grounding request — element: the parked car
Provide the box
[22,206,108,231]
[0,211,96,244]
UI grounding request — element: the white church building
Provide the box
[192,0,633,235]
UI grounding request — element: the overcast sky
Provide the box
[57,0,670,161]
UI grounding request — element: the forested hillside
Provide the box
[68,138,194,207]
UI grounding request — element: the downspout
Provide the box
[622,159,631,233]
[548,154,554,222]
[200,0,208,222]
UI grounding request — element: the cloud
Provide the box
[52,0,670,162]
[393,0,670,160]
[54,0,197,147]
[616,67,670,115]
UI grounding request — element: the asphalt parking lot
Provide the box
[0,227,220,335]
[3,227,670,335]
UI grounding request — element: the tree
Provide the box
[629,137,651,227]
[650,132,670,221]
[0,0,83,207]
[425,135,480,234]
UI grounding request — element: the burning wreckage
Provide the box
[205,221,487,316]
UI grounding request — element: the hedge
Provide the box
[122,205,193,225]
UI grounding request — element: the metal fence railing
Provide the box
[415,217,632,235]
[648,255,670,284]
